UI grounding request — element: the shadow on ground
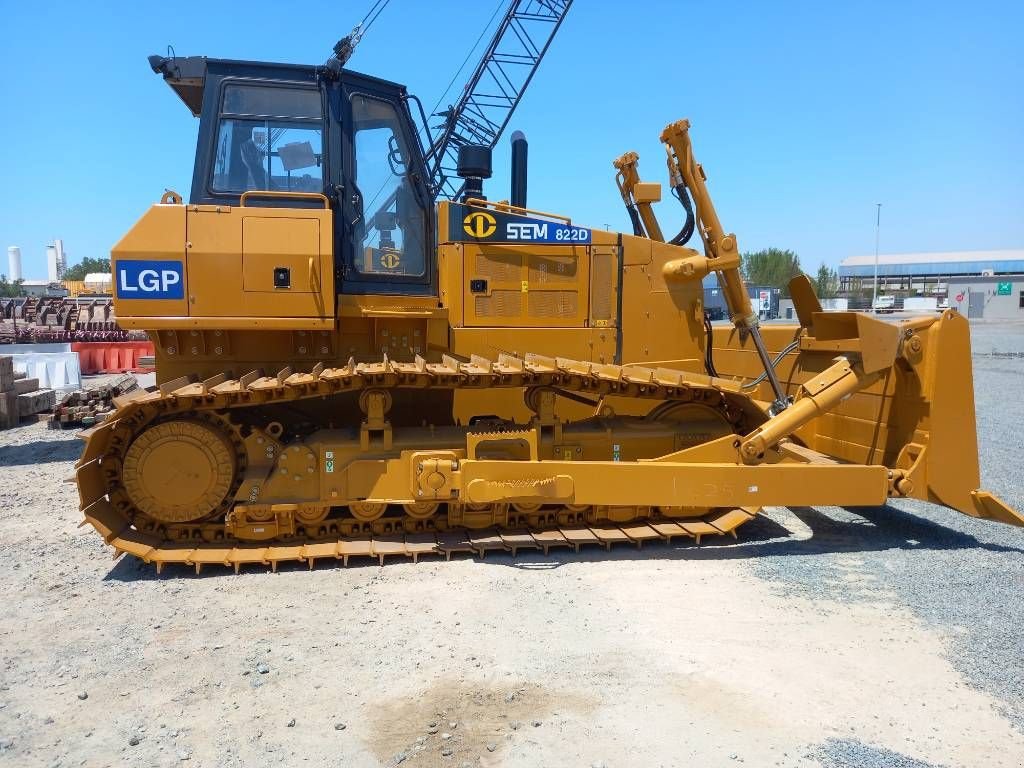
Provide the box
[102,502,1024,582]
[0,437,82,466]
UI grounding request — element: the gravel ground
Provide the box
[0,324,1022,768]
[750,326,1024,738]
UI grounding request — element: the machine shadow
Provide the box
[102,502,1023,582]
[0,437,83,467]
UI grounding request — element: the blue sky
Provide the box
[0,0,1021,280]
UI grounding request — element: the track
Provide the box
[76,352,764,573]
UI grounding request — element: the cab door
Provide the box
[335,76,435,296]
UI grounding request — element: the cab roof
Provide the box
[148,54,407,116]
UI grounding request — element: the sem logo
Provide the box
[116,260,184,300]
[463,210,496,238]
[507,222,549,240]
[380,252,401,269]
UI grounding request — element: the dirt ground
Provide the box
[1,326,1023,768]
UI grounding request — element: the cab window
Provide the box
[351,94,427,277]
[212,84,324,194]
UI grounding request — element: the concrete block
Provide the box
[13,378,40,394]
[0,356,12,393]
[8,352,81,391]
[17,389,56,417]
[0,390,17,429]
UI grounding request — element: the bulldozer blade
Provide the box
[899,311,1021,525]
[970,491,1024,527]
[798,310,1019,527]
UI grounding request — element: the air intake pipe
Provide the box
[510,130,528,208]
[457,145,492,203]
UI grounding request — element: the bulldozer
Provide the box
[75,10,1022,572]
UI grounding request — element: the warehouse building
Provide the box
[702,277,780,320]
[839,249,1024,319]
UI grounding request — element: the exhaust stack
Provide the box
[510,130,528,208]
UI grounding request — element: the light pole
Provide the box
[871,203,882,313]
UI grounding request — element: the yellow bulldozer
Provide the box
[75,5,1021,572]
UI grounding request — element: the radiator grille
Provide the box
[475,290,522,318]
[528,290,578,318]
[591,250,613,321]
[475,251,519,282]
[528,254,577,283]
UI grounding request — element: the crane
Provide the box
[422,0,573,200]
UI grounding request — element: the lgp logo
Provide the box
[463,210,496,239]
[116,260,185,300]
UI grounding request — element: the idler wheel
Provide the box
[122,420,236,524]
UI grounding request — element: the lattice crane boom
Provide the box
[424,0,573,201]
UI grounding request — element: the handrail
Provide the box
[239,190,330,209]
[462,197,571,224]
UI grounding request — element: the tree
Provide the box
[63,256,111,282]
[813,263,839,299]
[0,275,24,297]
[740,248,802,296]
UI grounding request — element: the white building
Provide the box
[46,239,67,282]
[19,280,68,298]
[83,272,113,294]
[6,246,22,281]
[839,249,1024,320]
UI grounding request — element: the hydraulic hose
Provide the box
[703,312,719,378]
[625,204,645,237]
[668,183,695,245]
[740,338,801,389]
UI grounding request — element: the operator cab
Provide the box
[150,54,434,296]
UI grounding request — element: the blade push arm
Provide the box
[660,119,790,413]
